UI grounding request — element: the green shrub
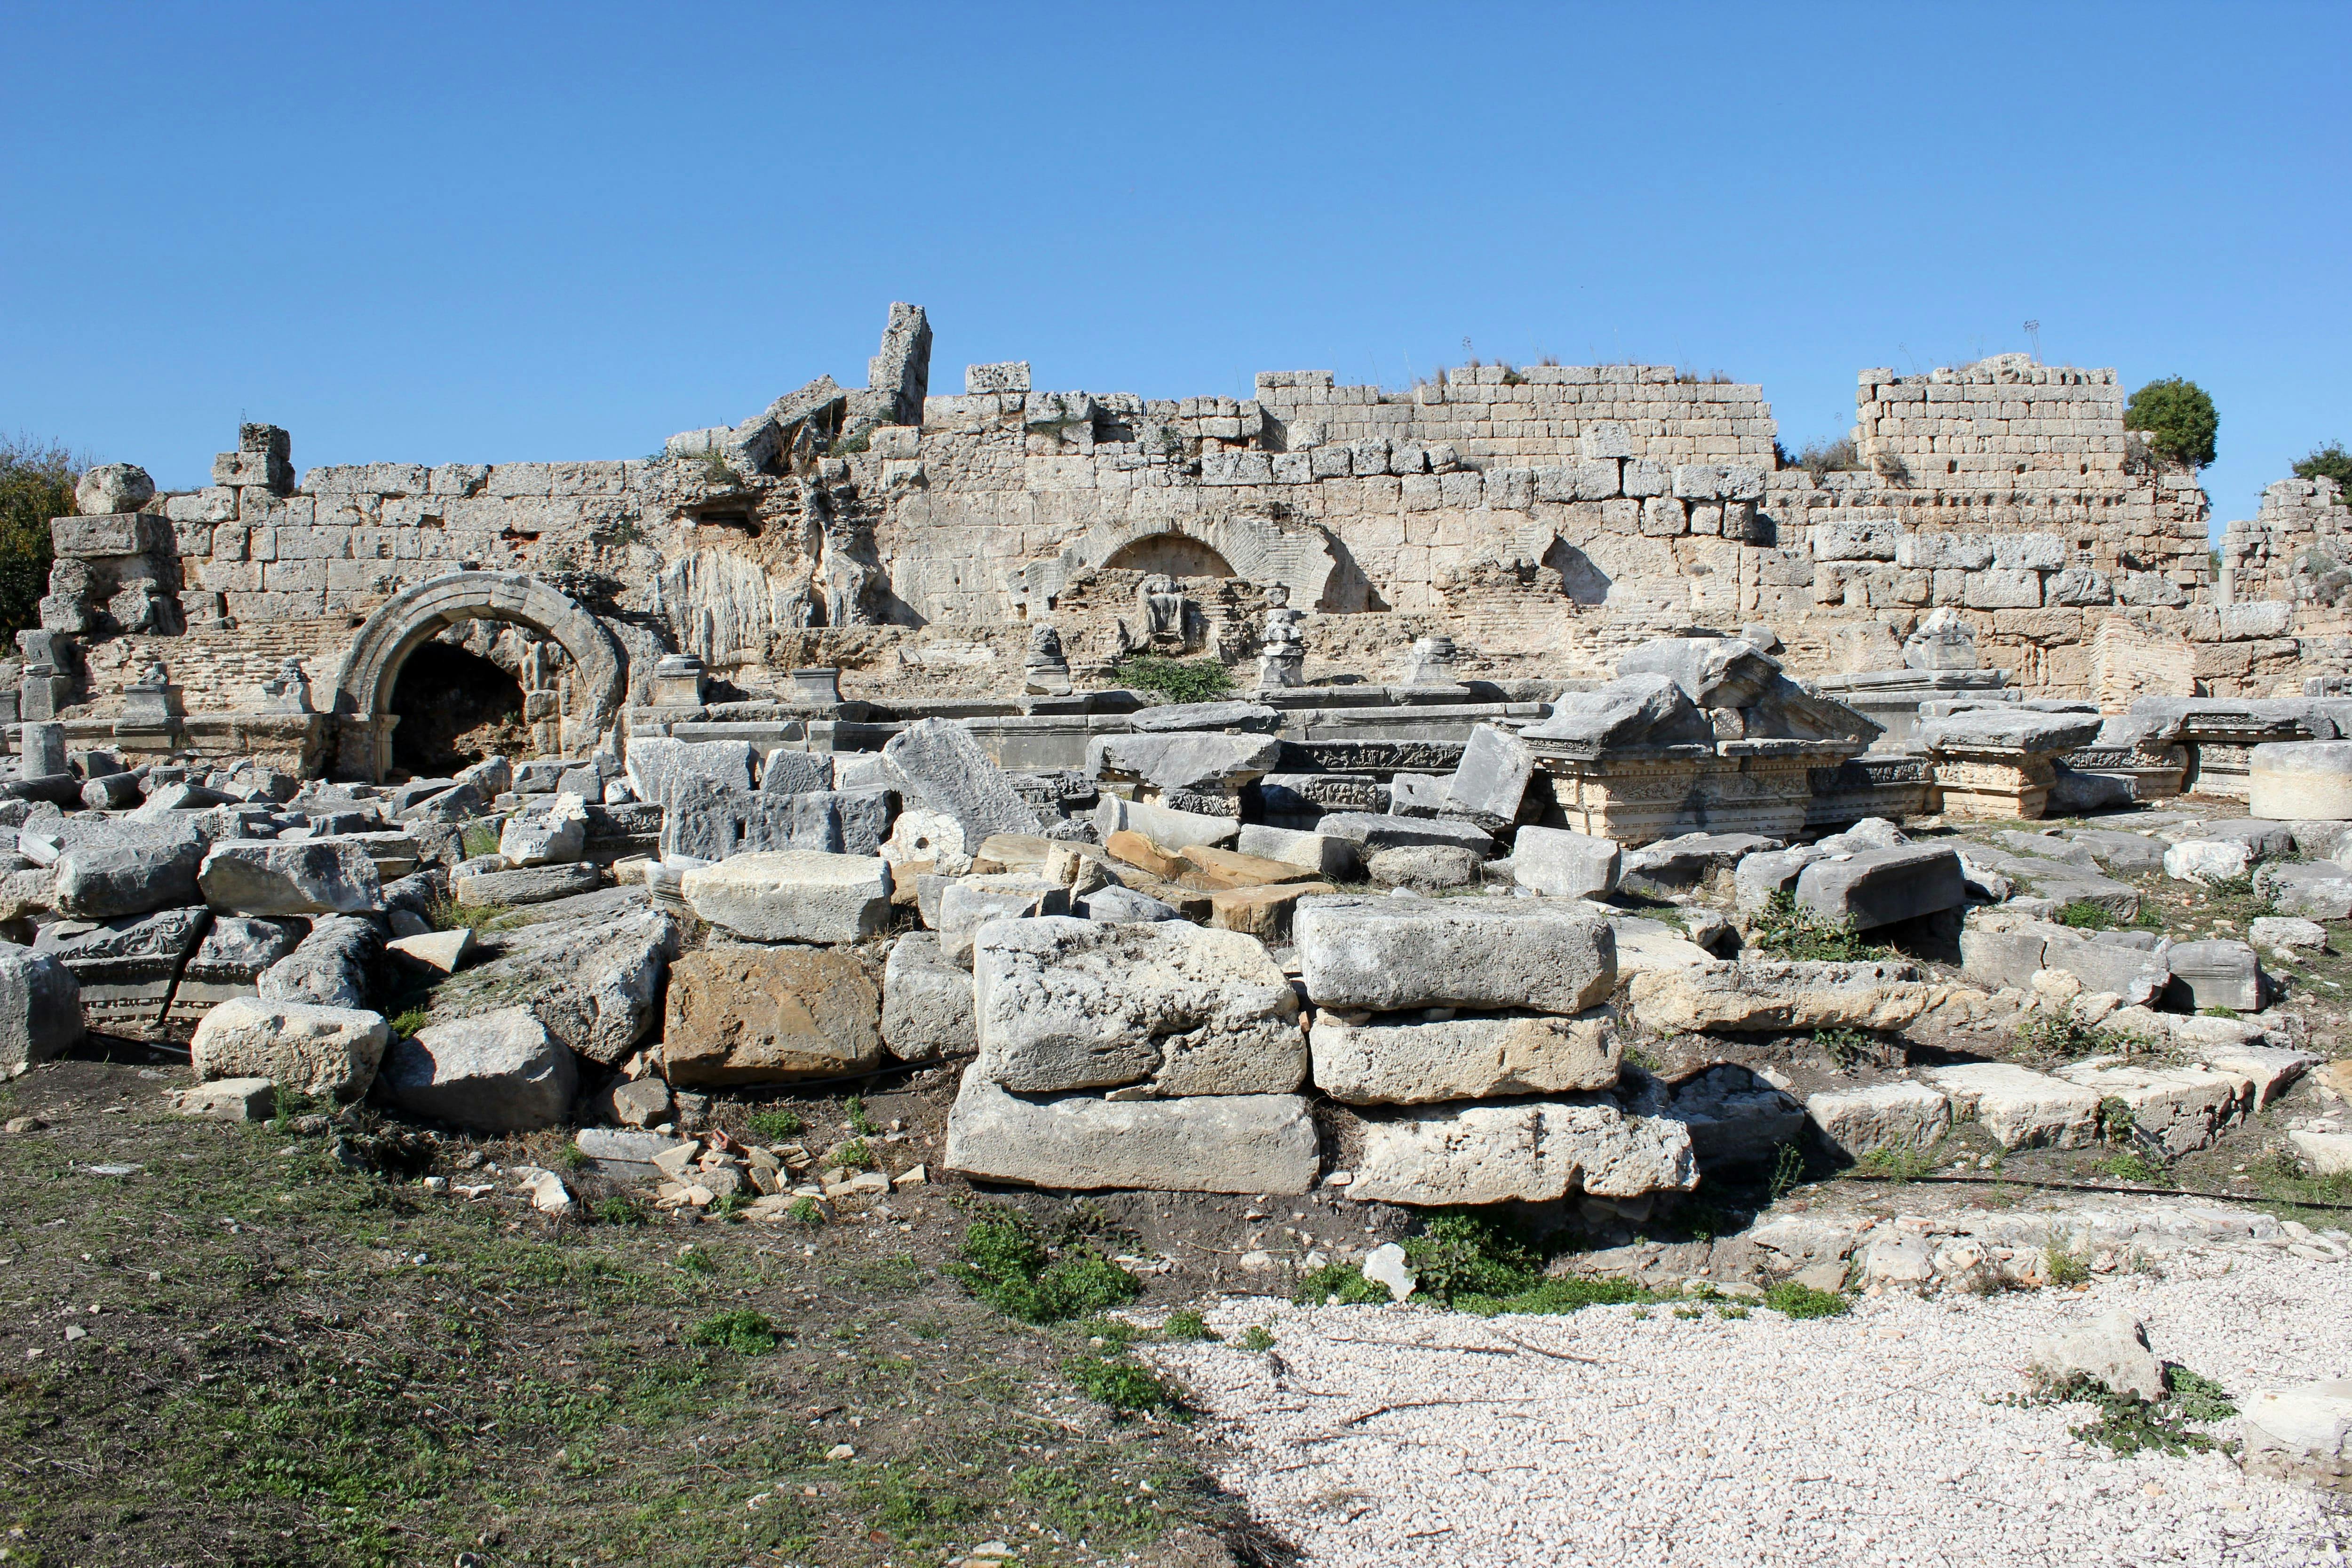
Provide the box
[1236,1324,1276,1352]
[1793,436,1861,480]
[687,1309,779,1354]
[1747,891,1890,963]
[2124,378,2217,469]
[786,1196,825,1227]
[459,823,501,860]
[0,438,76,637]
[2167,1366,2236,1423]
[1065,1355,1181,1413]
[1293,1262,1390,1306]
[845,1094,880,1136]
[2005,1370,2224,1456]
[747,1107,804,1139]
[594,1195,645,1226]
[2295,442,2352,498]
[1160,1309,1217,1342]
[2045,1245,2090,1287]
[2056,900,2118,930]
[388,1006,432,1038]
[950,1209,1142,1324]
[834,1138,876,1172]
[2015,1012,2141,1059]
[424,893,513,933]
[1401,1210,1542,1304]
[1112,655,1233,704]
[1764,1281,1851,1319]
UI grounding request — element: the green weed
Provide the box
[2167,1366,2237,1423]
[1767,1143,1808,1203]
[1293,1262,1390,1306]
[1236,1325,1276,1352]
[835,1138,877,1172]
[1764,1281,1851,1319]
[950,1209,1142,1324]
[594,1195,645,1226]
[459,823,501,860]
[1457,1275,1653,1317]
[2057,900,2118,930]
[424,893,514,933]
[1401,1210,1542,1304]
[1161,1309,1217,1342]
[2045,1245,2090,1287]
[1111,655,1234,704]
[1856,1144,1937,1182]
[2002,1370,2226,1457]
[1065,1355,1183,1414]
[687,1309,780,1354]
[747,1108,804,1139]
[1747,891,1890,963]
[844,1095,880,1137]
[389,1006,432,1038]
[786,1196,825,1227]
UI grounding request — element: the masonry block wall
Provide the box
[41,309,2271,728]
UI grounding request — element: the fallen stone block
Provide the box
[883,718,1043,846]
[499,793,589,866]
[387,927,475,974]
[35,906,210,1031]
[1078,884,1182,923]
[1511,827,1621,899]
[1124,700,1282,734]
[169,914,302,1021]
[1296,897,1614,1013]
[450,862,603,907]
[1622,831,1783,894]
[1341,1094,1699,1206]
[2258,860,2352,920]
[1233,823,1361,880]
[2039,926,2169,1006]
[200,840,382,916]
[1629,959,1938,1034]
[167,1076,277,1121]
[1310,1007,1620,1105]
[623,736,758,806]
[1443,724,1537,832]
[2163,839,2252,883]
[938,874,1070,963]
[2163,939,2262,1012]
[881,931,975,1060]
[190,996,388,1099]
[681,852,890,944]
[1665,1064,1806,1170]
[1365,845,1481,890]
[973,915,1305,1096]
[758,749,834,796]
[1206,881,1334,942]
[944,1074,1318,1194]
[662,946,882,1086]
[1919,1062,2101,1150]
[2249,740,2352,822]
[1732,845,1825,913]
[2288,1130,2352,1176]
[1804,1081,1953,1161]
[257,915,381,1011]
[1312,812,1495,857]
[1384,772,1449,818]
[419,885,682,1066]
[2031,1311,2164,1402]
[52,833,205,919]
[2251,915,2328,953]
[1089,732,1281,796]
[2052,1061,2252,1155]
[381,1007,577,1132]
[0,947,82,1069]
[1794,844,1965,931]
[2240,1379,2352,1489]
[1094,794,1239,852]
[2188,1042,2318,1106]
[1608,916,1719,976]
[1175,844,1319,891]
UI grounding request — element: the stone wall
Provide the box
[29,306,2294,752]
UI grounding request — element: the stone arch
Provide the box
[1101,533,1236,579]
[329,571,628,780]
[1010,513,1342,615]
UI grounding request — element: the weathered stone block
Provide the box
[1343,1095,1698,1206]
[662,947,882,1086]
[881,931,974,1060]
[1511,827,1621,899]
[943,1074,1318,1194]
[190,997,388,1100]
[681,852,891,944]
[1310,1007,1619,1105]
[1295,897,1614,1013]
[1805,1081,1952,1160]
[1794,844,1965,931]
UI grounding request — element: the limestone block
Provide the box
[1990,533,2066,571]
[2162,939,2262,1012]
[881,931,975,1060]
[943,1074,1319,1195]
[381,1007,577,1131]
[2250,741,2352,821]
[1896,533,1994,571]
[681,851,891,944]
[1444,724,1535,830]
[1312,812,1494,857]
[1095,794,1243,852]
[189,997,388,1100]
[0,947,81,1070]
[1295,896,1614,1013]
[938,874,1069,963]
[2240,1380,2352,1489]
[257,915,380,1011]
[2288,1132,2352,1176]
[53,833,205,919]
[2032,1312,2164,1402]
[2257,860,2352,920]
[1206,881,1334,941]
[1343,1095,1699,1206]
[199,840,382,916]
[1629,959,1938,1034]
[1812,522,1902,562]
[1962,568,2042,610]
[661,947,882,1086]
[450,863,602,906]
[1622,831,1781,893]
[1089,732,1282,795]
[623,737,758,806]
[1793,845,1965,931]
[1665,1064,1806,1170]
[972,915,1306,1097]
[1511,826,1621,899]
[2051,1062,2251,1155]
[1309,1007,1620,1105]
[2163,839,2252,883]
[499,792,589,866]
[417,885,680,1067]
[1233,824,1361,880]
[1804,1081,1953,1160]
[1919,1063,2101,1150]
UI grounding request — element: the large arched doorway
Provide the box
[388,639,527,780]
[330,572,628,781]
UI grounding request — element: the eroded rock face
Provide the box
[1295,897,1615,1014]
[1341,1094,1698,1206]
[972,916,1305,1097]
[420,886,682,1067]
[943,1074,1318,1194]
[661,946,882,1086]
[189,997,388,1100]
[256,915,381,1011]
[1309,1008,1620,1105]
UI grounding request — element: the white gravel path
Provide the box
[1147,1253,2351,1567]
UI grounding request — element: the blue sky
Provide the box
[4,1,2345,530]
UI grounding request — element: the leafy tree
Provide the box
[2123,378,2217,469]
[2293,442,2352,500]
[0,438,78,637]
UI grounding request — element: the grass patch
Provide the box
[834,1138,876,1171]
[1747,891,1891,963]
[388,1005,432,1038]
[1293,1262,1390,1306]
[2046,1244,2091,1287]
[746,1107,804,1139]
[786,1196,825,1227]
[2014,1012,2149,1059]
[2093,1148,2170,1186]
[949,1209,1142,1324]
[1065,1355,1184,1415]
[1235,1324,1276,1352]
[686,1309,780,1354]
[2057,899,2119,930]
[1161,1309,1217,1342]
[459,823,502,860]
[1111,655,1234,704]
[424,893,515,933]
[1856,1143,1938,1182]
[1764,1280,1851,1319]
[845,1094,880,1137]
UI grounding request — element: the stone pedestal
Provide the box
[790,667,843,710]
[651,653,709,707]
[1400,635,1458,685]
[1255,650,1304,689]
[1930,748,2058,820]
[1814,668,2012,745]
[1530,740,1871,846]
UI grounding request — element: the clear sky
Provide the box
[4,1,2345,531]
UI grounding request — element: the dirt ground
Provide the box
[0,1044,1309,1568]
